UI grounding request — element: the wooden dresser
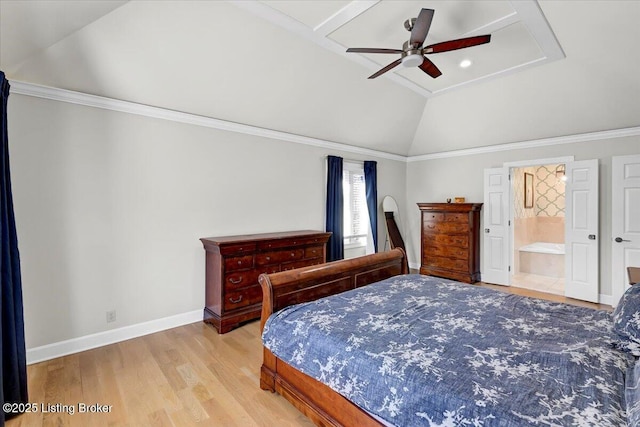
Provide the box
[200,230,331,333]
[417,203,483,283]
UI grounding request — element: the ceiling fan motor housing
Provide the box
[404,18,417,32]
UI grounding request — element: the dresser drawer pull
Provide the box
[228,277,243,284]
[265,256,271,261]
[229,296,243,304]
[290,252,296,257]
[237,260,242,265]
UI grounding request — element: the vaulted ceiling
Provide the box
[1,1,639,157]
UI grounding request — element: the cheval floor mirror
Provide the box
[382,195,409,272]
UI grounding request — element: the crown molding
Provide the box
[10,80,639,163]
[407,127,640,162]
[9,80,406,162]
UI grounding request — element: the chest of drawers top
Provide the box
[201,230,329,253]
[417,203,483,214]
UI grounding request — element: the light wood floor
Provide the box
[7,284,608,427]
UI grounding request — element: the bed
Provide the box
[258,249,640,426]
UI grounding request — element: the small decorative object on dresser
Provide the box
[200,230,331,333]
[417,203,483,283]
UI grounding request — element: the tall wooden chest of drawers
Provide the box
[417,203,483,283]
[200,230,331,333]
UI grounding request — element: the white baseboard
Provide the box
[26,309,202,364]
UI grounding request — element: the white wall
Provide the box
[8,93,406,350]
[406,135,640,297]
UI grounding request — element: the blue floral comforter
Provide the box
[262,274,636,426]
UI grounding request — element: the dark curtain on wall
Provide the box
[325,155,344,261]
[0,71,28,424]
[364,161,378,252]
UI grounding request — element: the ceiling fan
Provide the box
[346,8,491,79]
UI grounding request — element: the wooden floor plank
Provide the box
[7,284,605,426]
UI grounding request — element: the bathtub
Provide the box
[518,242,565,278]
[519,242,565,255]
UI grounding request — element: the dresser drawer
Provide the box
[423,234,469,248]
[422,213,468,224]
[224,255,254,272]
[423,256,469,272]
[422,212,445,222]
[225,270,258,290]
[423,245,469,260]
[304,245,324,259]
[258,235,328,250]
[224,266,280,290]
[256,249,304,266]
[224,285,262,311]
[423,221,469,234]
[219,242,257,256]
[444,213,468,223]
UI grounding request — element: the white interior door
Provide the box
[482,167,510,285]
[565,159,599,303]
[612,154,640,306]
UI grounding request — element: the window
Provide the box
[343,162,372,259]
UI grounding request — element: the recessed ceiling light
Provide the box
[459,59,472,68]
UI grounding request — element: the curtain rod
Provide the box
[325,155,376,164]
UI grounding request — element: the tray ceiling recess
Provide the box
[234,0,564,98]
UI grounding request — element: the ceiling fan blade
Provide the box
[419,57,442,78]
[368,58,402,79]
[346,48,403,54]
[425,35,491,54]
[410,8,435,47]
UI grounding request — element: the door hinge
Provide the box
[508,266,511,272]
[508,174,511,181]
[508,220,511,226]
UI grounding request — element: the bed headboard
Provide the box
[258,248,408,331]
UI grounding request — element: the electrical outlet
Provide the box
[106,310,117,323]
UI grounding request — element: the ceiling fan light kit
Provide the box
[402,54,424,68]
[346,8,491,79]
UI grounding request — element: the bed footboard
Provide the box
[258,248,407,332]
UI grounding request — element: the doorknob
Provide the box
[588,235,596,240]
[615,237,631,243]
[485,228,490,233]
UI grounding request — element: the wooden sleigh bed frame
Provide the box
[258,248,408,427]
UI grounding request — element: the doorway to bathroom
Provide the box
[483,156,600,303]
[511,164,566,296]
